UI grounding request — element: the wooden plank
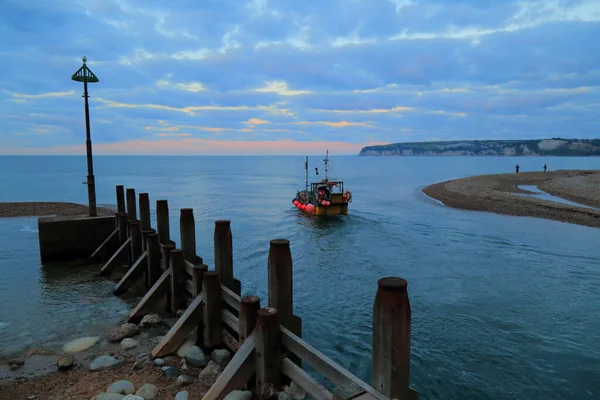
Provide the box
[222,329,240,353]
[128,269,170,322]
[281,327,388,400]
[113,251,148,295]
[185,279,195,296]
[100,237,131,276]
[221,309,239,334]
[152,293,204,359]
[202,332,256,400]
[90,227,118,259]
[184,259,195,276]
[282,358,333,400]
[332,382,366,400]
[221,284,241,312]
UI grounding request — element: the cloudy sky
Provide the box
[1,0,598,155]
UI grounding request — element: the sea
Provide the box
[0,155,599,400]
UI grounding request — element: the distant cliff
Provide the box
[358,138,600,156]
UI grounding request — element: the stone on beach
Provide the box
[224,390,253,400]
[109,323,140,342]
[63,336,101,353]
[90,355,123,371]
[184,345,207,368]
[162,365,181,378]
[175,391,189,400]
[176,337,197,357]
[57,354,74,371]
[153,358,165,367]
[135,383,159,400]
[107,380,135,395]
[210,349,231,368]
[120,338,139,351]
[8,358,25,369]
[93,394,125,400]
[122,396,144,400]
[176,374,195,387]
[139,314,162,329]
[284,381,306,400]
[198,360,222,387]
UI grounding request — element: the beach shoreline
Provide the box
[422,169,600,228]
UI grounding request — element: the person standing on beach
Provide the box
[516,164,520,173]
[544,164,547,172]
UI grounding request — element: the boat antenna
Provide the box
[305,156,309,189]
[324,150,329,181]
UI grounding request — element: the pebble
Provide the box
[109,323,140,343]
[162,365,181,378]
[94,394,125,400]
[107,380,135,395]
[90,355,123,371]
[224,390,253,400]
[176,374,195,387]
[122,396,144,400]
[261,382,279,400]
[121,338,139,351]
[176,338,196,358]
[139,314,162,328]
[153,358,165,367]
[278,393,292,400]
[211,349,231,368]
[8,358,24,366]
[57,354,74,371]
[198,361,222,387]
[175,391,189,400]
[62,336,100,353]
[133,353,150,370]
[135,383,159,400]
[284,382,306,400]
[184,346,207,368]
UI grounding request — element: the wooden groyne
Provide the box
[91,185,420,400]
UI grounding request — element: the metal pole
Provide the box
[83,80,97,217]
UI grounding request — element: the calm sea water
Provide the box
[1,155,599,399]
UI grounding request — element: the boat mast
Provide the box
[323,150,329,181]
[305,156,308,190]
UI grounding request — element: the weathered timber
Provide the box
[126,188,137,221]
[129,220,143,261]
[117,212,128,245]
[222,329,240,353]
[116,185,125,213]
[214,220,241,295]
[181,208,202,264]
[239,295,260,344]
[203,271,222,348]
[139,193,151,231]
[221,285,241,312]
[372,277,415,400]
[256,307,282,396]
[90,227,118,259]
[152,293,204,359]
[146,232,162,287]
[283,358,333,400]
[100,237,131,276]
[156,200,170,244]
[202,332,256,400]
[128,269,171,322]
[280,327,390,400]
[170,249,187,313]
[332,382,366,400]
[113,251,148,295]
[267,239,302,337]
[160,241,176,312]
[222,309,239,333]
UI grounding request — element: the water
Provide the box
[1,155,600,399]
[516,185,600,210]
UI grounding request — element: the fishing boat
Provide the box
[292,150,352,216]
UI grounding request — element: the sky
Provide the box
[0,0,599,156]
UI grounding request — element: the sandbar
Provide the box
[422,170,600,228]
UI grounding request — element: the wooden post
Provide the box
[161,241,176,312]
[268,239,300,336]
[117,212,128,245]
[139,193,151,231]
[202,271,222,348]
[128,220,143,262]
[170,249,187,313]
[146,232,161,287]
[156,200,170,245]
[372,277,411,400]
[239,296,260,345]
[126,188,137,221]
[116,185,125,213]
[255,307,282,397]
[214,220,241,295]
[192,264,208,346]
[180,208,200,263]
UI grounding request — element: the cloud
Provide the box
[1,0,599,154]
